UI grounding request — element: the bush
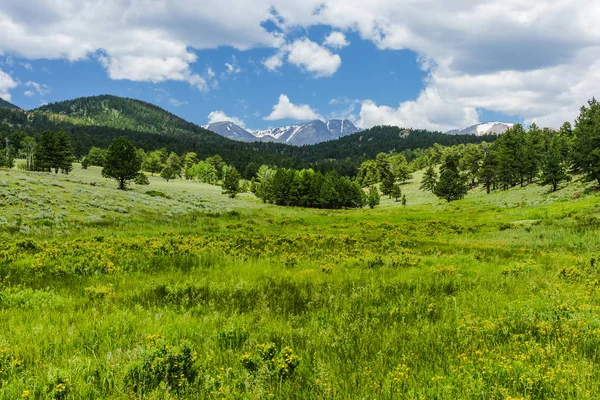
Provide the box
[134,172,150,185]
[125,337,198,394]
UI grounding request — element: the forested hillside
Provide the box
[0,95,497,175]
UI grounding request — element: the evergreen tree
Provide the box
[434,154,468,202]
[33,130,74,173]
[380,171,395,198]
[572,98,600,185]
[391,183,402,202]
[420,165,438,193]
[222,167,241,198]
[102,137,142,190]
[367,185,380,209]
[540,134,571,191]
[401,194,407,206]
[478,143,497,194]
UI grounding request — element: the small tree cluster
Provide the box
[33,130,75,173]
[253,166,366,209]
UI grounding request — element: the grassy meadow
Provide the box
[1,164,600,399]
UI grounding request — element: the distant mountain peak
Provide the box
[205,118,361,145]
[445,122,514,136]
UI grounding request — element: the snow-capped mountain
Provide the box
[445,122,514,136]
[205,119,361,146]
[202,121,259,142]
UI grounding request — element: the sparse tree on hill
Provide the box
[401,194,407,206]
[102,136,141,190]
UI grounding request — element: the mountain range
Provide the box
[445,122,514,136]
[204,119,361,146]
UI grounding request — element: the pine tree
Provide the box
[540,134,571,191]
[380,171,395,198]
[572,98,600,185]
[102,137,142,190]
[420,165,438,193]
[367,185,380,209]
[434,154,468,202]
[391,183,402,202]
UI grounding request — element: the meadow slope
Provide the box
[1,165,600,399]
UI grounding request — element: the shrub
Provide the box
[134,172,150,185]
[125,337,198,394]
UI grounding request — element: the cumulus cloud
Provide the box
[207,110,247,128]
[323,31,349,49]
[0,68,17,101]
[265,94,322,121]
[263,38,342,77]
[286,38,341,77]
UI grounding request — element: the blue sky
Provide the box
[1,1,599,132]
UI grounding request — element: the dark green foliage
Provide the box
[33,130,74,173]
[420,165,438,193]
[434,154,468,202]
[540,133,571,191]
[381,171,396,197]
[254,166,364,209]
[102,137,141,190]
[222,167,242,198]
[572,98,600,185]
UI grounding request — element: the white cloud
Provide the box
[0,68,17,101]
[263,38,342,77]
[207,110,246,128]
[286,38,341,78]
[323,31,349,49]
[24,90,34,97]
[263,52,285,71]
[25,81,50,96]
[1,1,600,126]
[265,94,322,121]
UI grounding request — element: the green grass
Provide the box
[1,164,600,399]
